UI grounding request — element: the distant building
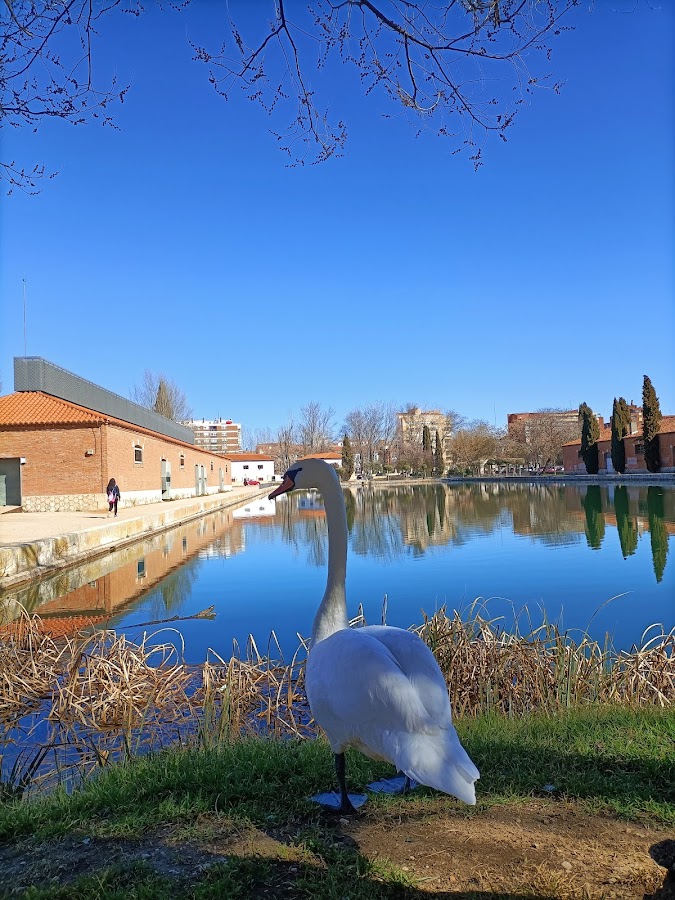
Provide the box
[298,451,342,468]
[226,453,276,484]
[184,417,241,454]
[507,410,583,442]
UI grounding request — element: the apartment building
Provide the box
[184,417,242,454]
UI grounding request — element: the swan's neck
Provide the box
[311,472,349,645]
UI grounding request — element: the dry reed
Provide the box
[1,605,673,796]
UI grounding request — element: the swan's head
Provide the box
[268,458,340,500]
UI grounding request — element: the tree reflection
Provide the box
[614,486,638,559]
[647,486,669,583]
[274,482,672,572]
[583,485,606,550]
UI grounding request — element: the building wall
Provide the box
[563,430,675,474]
[0,424,105,508]
[229,458,276,483]
[0,420,233,511]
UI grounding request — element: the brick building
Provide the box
[0,358,233,511]
[562,416,675,474]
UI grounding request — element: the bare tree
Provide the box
[298,401,335,455]
[276,420,297,472]
[509,409,578,468]
[3,1,577,191]
[447,420,500,474]
[130,370,192,422]
[343,402,397,473]
[199,1,576,168]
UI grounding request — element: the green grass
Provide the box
[1,705,673,843]
[0,705,673,899]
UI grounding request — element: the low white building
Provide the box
[225,453,276,484]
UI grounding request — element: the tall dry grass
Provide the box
[0,604,672,796]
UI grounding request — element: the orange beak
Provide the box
[268,475,295,501]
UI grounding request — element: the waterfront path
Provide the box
[0,486,268,590]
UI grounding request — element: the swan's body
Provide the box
[269,459,479,809]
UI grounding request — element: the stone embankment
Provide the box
[0,487,268,591]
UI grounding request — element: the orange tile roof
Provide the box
[299,452,342,460]
[563,415,675,447]
[0,392,227,458]
[223,452,275,462]
[0,391,105,426]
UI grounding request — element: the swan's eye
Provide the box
[286,466,302,484]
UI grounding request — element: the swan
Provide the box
[269,458,479,813]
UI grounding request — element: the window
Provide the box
[137,558,146,579]
[635,442,645,454]
[258,464,263,470]
[211,462,214,471]
[243,464,249,470]
[134,444,143,464]
[180,454,185,469]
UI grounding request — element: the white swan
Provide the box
[269,458,479,813]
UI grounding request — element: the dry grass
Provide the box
[0,605,673,795]
[416,606,675,716]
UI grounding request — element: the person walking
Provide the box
[106,478,121,517]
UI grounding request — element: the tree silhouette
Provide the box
[614,486,637,559]
[583,485,605,550]
[610,397,630,474]
[642,376,663,473]
[647,486,668,583]
[578,403,600,475]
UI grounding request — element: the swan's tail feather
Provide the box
[398,728,480,806]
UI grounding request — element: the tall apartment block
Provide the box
[184,418,242,454]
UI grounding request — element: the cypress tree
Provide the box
[341,434,355,480]
[434,429,444,476]
[610,397,630,474]
[642,375,662,473]
[578,402,600,475]
[422,425,431,453]
[154,379,171,418]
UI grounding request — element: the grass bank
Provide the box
[0,705,673,898]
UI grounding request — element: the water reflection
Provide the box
[0,483,672,652]
[0,506,252,632]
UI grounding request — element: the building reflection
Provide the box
[0,507,249,635]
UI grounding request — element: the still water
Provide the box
[2,483,673,662]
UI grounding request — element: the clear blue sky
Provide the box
[1,2,673,439]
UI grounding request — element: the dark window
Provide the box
[243,464,249,470]
[134,445,143,464]
[635,442,645,454]
[137,559,146,578]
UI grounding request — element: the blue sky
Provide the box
[1,1,673,439]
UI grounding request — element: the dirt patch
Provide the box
[0,800,671,898]
[348,798,672,898]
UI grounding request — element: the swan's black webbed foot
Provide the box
[307,754,367,812]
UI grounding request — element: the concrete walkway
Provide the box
[0,486,269,590]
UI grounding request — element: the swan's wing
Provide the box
[307,628,437,743]
[359,625,453,726]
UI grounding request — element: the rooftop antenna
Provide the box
[22,278,27,357]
